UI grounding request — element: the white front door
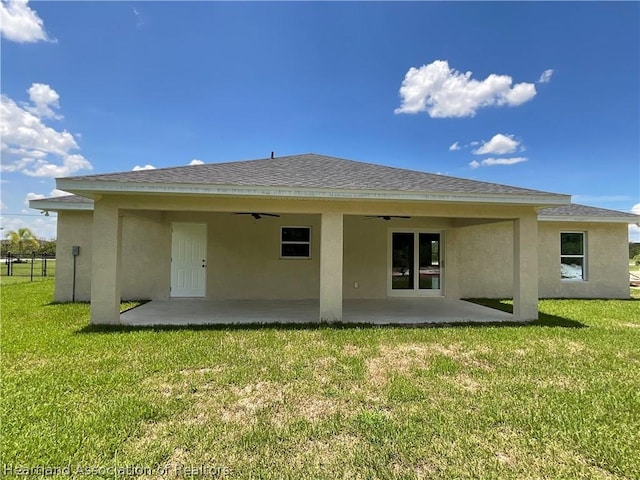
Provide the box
[171,223,207,297]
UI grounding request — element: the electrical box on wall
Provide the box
[72,246,80,256]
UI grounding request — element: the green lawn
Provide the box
[2,280,639,479]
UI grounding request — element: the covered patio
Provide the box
[120,298,513,326]
[47,153,572,325]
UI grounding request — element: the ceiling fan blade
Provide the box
[364,215,412,221]
[233,212,281,220]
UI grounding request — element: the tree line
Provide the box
[631,242,640,266]
[2,228,56,257]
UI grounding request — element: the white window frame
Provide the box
[280,226,312,259]
[560,231,587,282]
[387,229,445,297]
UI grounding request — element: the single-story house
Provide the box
[30,153,639,325]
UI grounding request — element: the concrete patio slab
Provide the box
[120,298,513,326]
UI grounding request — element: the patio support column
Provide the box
[319,211,343,322]
[90,198,122,325]
[444,227,461,299]
[513,212,539,321]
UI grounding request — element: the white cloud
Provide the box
[132,164,156,171]
[448,142,460,151]
[1,85,92,178]
[50,188,72,197]
[0,0,52,43]
[25,83,62,119]
[538,69,554,84]
[133,7,144,28]
[501,83,537,106]
[1,94,76,156]
[1,201,7,210]
[473,134,521,155]
[630,201,639,240]
[469,157,528,169]
[24,192,45,206]
[22,154,92,177]
[394,60,537,117]
[189,159,204,165]
[0,214,57,240]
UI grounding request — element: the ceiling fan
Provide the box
[233,212,281,220]
[364,215,411,221]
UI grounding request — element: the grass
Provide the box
[2,280,639,479]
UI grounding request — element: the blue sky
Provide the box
[1,1,639,240]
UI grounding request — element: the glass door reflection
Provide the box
[391,232,442,294]
[419,233,440,290]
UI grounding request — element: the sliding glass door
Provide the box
[390,231,442,296]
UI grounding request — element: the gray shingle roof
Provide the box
[539,204,640,221]
[29,195,93,205]
[28,194,94,212]
[35,194,92,204]
[62,153,564,197]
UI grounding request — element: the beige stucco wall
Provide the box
[538,222,629,298]
[55,211,170,302]
[342,215,388,298]
[342,215,453,299]
[455,220,630,299]
[132,211,321,300]
[454,221,514,299]
[133,212,453,301]
[201,212,321,300]
[57,208,464,302]
[121,213,171,301]
[55,211,94,302]
[54,194,630,303]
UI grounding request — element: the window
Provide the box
[561,232,586,280]
[281,227,311,258]
[390,231,442,295]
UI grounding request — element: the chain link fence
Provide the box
[2,252,55,281]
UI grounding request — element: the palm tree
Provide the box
[5,227,40,256]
